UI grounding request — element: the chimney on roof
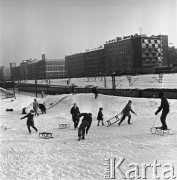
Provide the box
[42,54,46,60]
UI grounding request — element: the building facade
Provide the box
[3,66,11,80]
[65,53,84,78]
[45,59,65,78]
[28,61,38,80]
[12,66,21,80]
[104,37,133,75]
[0,66,4,81]
[131,35,164,73]
[83,47,105,77]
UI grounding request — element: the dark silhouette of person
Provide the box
[155,92,170,130]
[70,103,80,129]
[21,110,38,134]
[78,113,92,140]
[92,87,98,99]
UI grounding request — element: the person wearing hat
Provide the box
[21,110,38,134]
[97,107,104,126]
[155,92,170,130]
[70,103,80,129]
[78,113,92,141]
[118,100,137,126]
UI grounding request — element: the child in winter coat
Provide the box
[155,92,170,130]
[92,87,98,99]
[118,100,137,126]
[70,103,80,129]
[78,113,92,141]
[21,110,38,134]
[97,107,104,126]
[33,98,39,116]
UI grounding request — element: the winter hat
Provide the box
[159,92,164,98]
[128,100,132,104]
[89,113,92,116]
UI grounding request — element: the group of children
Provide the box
[21,92,170,138]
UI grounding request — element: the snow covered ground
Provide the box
[26,73,177,89]
[0,92,177,180]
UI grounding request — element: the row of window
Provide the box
[46,61,65,65]
[142,48,162,53]
[142,44,162,48]
[105,42,131,50]
[142,39,161,44]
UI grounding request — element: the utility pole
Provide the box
[111,72,116,96]
[10,63,16,99]
[104,75,107,87]
[35,78,37,98]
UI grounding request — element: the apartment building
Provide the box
[83,47,105,77]
[65,53,84,78]
[104,37,133,75]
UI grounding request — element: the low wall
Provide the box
[17,84,177,99]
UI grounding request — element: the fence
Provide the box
[17,84,177,99]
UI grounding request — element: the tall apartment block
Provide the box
[65,34,168,76]
[65,53,84,78]
[104,37,133,75]
[83,47,105,77]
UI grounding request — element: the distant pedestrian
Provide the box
[21,110,38,134]
[78,113,92,141]
[33,98,39,116]
[92,86,98,99]
[118,100,137,126]
[70,103,80,129]
[155,92,170,130]
[41,91,45,98]
[71,84,75,95]
[97,107,104,126]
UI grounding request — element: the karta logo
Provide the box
[104,158,176,179]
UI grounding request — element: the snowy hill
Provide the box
[0,93,177,180]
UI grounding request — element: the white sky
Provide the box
[0,0,176,66]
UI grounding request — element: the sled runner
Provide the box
[59,124,70,129]
[150,127,173,136]
[106,113,122,127]
[39,132,53,139]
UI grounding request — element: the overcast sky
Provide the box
[0,0,176,66]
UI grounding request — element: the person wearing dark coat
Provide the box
[70,103,80,129]
[78,113,92,140]
[118,100,137,126]
[155,92,170,130]
[39,103,46,114]
[71,84,75,95]
[21,110,38,134]
[97,107,104,126]
[92,87,98,99]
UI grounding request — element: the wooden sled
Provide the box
[39,132,53,139]
[106,113,122,127]
[150,127,173,136]
[59,124,70,129]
